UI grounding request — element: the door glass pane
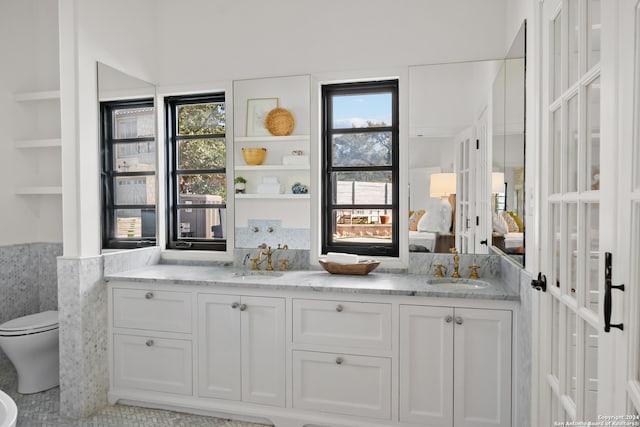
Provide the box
[553,11,563,100]
[584,321,598,421]
[552,108,563,194]
[568,0,581,86]
[567,95,579,192]
[552,297,561,379]
[567,203,578,298]
[566,310,577,404]
[586,77,601,191]
[585,203,599,314]
[587,0,601,70]
[552,203,562,289]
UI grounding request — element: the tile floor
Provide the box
[0,365,271,427]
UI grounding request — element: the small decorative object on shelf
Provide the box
[242,147,267,165]
[291,182,308,194]
[264,107,295,136]
[246,98,278,137]
[234,176,247,193]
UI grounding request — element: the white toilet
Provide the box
[0,311,59,394]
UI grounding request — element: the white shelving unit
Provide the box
[235,193,310,200]
[235,164,310,172]
[13,90,62,197]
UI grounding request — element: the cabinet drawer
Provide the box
[113,288,191,333]
[113,334,192,395]
[292,299,391,350]
[293,350,391,419]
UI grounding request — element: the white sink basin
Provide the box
[232,271,283,280]
[426,278,490,290]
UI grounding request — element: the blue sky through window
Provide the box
[332,93,392,128]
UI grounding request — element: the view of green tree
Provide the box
[176,103,227,202]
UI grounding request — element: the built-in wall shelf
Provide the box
[15,186,63,195]
[235,193,310,200]
[235,165,310,171]
[235,135,310,143]
[14,138,62,149]
[13,90,61,102]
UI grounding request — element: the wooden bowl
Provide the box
[242,147,267,165]
[264,108,295,136]
[318,259,380,275]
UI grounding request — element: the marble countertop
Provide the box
[104,264,519,301]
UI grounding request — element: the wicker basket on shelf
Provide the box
[264,107,295,136]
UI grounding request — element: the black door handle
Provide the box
[531,272,547,292]
[604,252,624,332]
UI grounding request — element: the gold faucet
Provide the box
[262,246,274,271]
[433,263,445,278]
[450,248,461,278]
[469,265,480,279]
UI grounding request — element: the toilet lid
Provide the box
[0,310,58,332]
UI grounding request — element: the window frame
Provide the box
[100,98,156,250]
[321,80,400,257]
[165,93,227,251]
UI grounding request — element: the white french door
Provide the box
[538,0,623,422]
[537,0,640,421]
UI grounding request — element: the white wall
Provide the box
[0,0,61,245]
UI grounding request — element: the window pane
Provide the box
[177,102,225,135]
[551,203,562,289]
[552,108,562,194]
[179,174,226,203]
[586,77,600,191]
[113,141,156,172]
[566,310,577,405]
[114,177,156,205]
[178,138,226,170]
[332,209,392,243]
[331,132,392,167]
[114,208,155,238]
[567,203,578,298]
[333,171,393,205]
[568,0,580,86]
[553,11,563,100]
[584,321,598,421]
[177,207,226,239]
[585,203,599,314]
[332,93,392,129]
[567,95,579,192]
[588,0,601,70]
[113,106,154,139]
[551,298,560,380]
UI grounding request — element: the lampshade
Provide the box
[430,173,457,198]
[492,172,505,193]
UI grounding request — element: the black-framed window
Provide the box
[165,93,227,251]
[321,80,399,257]
[101,99,156,250]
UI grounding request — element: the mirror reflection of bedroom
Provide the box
[408,22,525,260]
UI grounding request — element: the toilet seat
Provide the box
[0,310,59,337]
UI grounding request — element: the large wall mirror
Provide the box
[408,22,525,265]
[97,62,157,248]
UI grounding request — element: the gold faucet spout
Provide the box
[450,247,461,278]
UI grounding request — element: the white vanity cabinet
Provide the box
[197,294,285,407]
[111,288,193,395]
[400,305,512,427]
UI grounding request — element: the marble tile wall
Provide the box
[57,246,161,418]
[235,219,310,250]
[0,242,62,370]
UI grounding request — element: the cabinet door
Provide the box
[113,288,191,333]
[399,305,454,426]
[113,334,192,395]
[293,350,392,419]
[241,296,286,407]
[453,308,511,427]
[198,294,241,400]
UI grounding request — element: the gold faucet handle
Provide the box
[251,257,260,270]
[433,263,444,278]
[469,265,480,279]
[449,247,458,255]
[280,259,289,271]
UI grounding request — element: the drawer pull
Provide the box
[239,304,248,311]
[445,315,453,323]
[231,302,240,309]
[145,339,154,347]
[335,357,344,365]
[455,316,464,325]
[336,304,344,312]
[145,292,154,300]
